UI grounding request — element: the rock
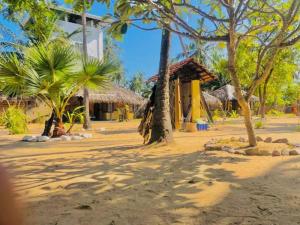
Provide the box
[22,135,36,142]
[75,204,92,210]
[204,144,223,151]
[272,138,289,144]
[36,136,50,142]
[61,135,72,141]
[99,127,106,132]
[238,137,246,142]
[245,148,270,156]
[230,137,238,142]
[256,136,264,142]
[221,146,232,151]
[281,149,290,156]
[227,149,236,154]
[71,135,83,141]
[272,150,281,157]
[264,137,272,143]
[49,137,62,142]
[80,133,93,139]
[289,150,300,156]
[234,150,245,155]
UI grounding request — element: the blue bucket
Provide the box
[197,123,208,131]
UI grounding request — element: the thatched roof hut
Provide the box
[210,84,259,102]
[203,92,222,110]
[147,57,215,83]
[76,85,145,105]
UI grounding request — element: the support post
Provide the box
[191,80,201,122]
[174,78,182,130]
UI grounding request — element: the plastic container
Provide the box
[197,123,208,131]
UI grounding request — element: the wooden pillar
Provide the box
[191,79,201,122]
[174,78,182,130]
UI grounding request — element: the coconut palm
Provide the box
[0,43,118,136]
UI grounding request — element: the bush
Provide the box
[65,106,84,133]
[0,106,28,134]
[255,120,264,129]
[213,109,225,121]
[229,110,239,118]
[267,109,284,117]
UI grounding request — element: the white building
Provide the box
[52,6,104,60]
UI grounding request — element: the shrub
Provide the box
[0,106,28,134]
[65,106,84,133]
[255,120,264,129]
[213,109,225,121]
[267,109,284,117]
[229,110,239,118]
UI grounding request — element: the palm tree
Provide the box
[0,43,118,136]
[129,72,144,94]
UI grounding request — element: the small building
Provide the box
[147,57,217,129]
[210,84,259,112]
[51,6,104,60]
[73,85,145,121]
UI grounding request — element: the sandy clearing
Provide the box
[1,116,300,225]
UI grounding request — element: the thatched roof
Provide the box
[203,92,223,109]
[210,84,259,102]
[76,85,145,105]
[147,58,216,83]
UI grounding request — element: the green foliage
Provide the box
[254,120,264,129]
[65,106,84,133]
[212,109,225,121]
[0,43,118,130]
[267,109,284,117]
[0,106,28,134]
[229,110,239,118]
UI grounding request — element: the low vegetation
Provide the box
[0,106,28,134]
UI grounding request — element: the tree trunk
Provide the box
[52,117,66,137]
[82,2,91,130]
[148,29,173,144]
[227,13,257,146]
[259,69,272,119]
[41,110,55,136]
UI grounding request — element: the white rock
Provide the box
[61,135,72,141]
[37,136,50,142]
[22,135,37,142]
[80,133,93,139]
[99,127,106,132]
[49,137,62,142]
[71,135,83,141]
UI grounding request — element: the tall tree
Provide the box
[149,29,173,143]
[112,0,300,146]
[129,72,144,94]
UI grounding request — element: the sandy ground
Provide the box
[1,116,300,225]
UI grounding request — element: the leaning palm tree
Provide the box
[0,43,118,136]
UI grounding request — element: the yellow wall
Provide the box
[191,80,201,122]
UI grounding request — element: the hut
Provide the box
[73,85,145,121]
[210,84,259,112]
[147,57,216,130]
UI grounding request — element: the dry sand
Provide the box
[1,116,300,225]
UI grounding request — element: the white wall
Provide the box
[57,20,103,60]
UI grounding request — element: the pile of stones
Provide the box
[204,136,300,156]
[22,133,93,142]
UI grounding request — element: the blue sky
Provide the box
[0,1,185,80]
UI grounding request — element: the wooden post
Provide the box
[174,78,182,130]
[191,80,201,122]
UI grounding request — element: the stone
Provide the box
[272,138,289,144]
[272,150,281,157]
[227,149,236,154]
[281,149,290,156]
[61,135,72,141]
[256,136,264,142]
[36,136,50,142]
[71,135,83,141]
[230,137,238,142]
[22,135,36,142]
[80,133,93,139]
[204,144,222,151]
[49,137,62,142]
[238,137,246,142]
[221,146,232,151]
[99,127,106,132]
[234,150,245,155]
[289,150,300,156]
[264,137,272,143]
[245,147,260,156]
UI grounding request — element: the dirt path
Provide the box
[1,117,300,225]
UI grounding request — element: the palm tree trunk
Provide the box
[52,117,66,137]
[42,110,55,136]
[149,29,173,144]
[82,1,91,130]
